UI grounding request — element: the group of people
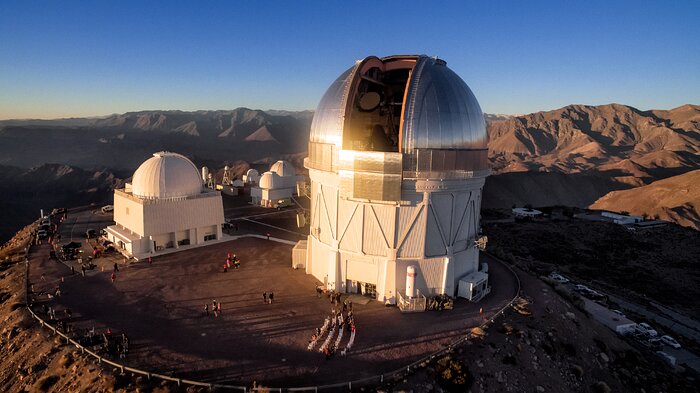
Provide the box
[263,291,275,304]
[308,292,356,360]
[205,299,223,317]
[222,252,241,272]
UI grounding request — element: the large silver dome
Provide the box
[308,55,488,178]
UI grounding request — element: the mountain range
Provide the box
[1,103,699,241]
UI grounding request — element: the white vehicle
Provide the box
[637,322,658,337]
[611,309,625,317]
[37,229,48,239]
[548,273,569,283]
[101,205,114,213]
[655,351,676,366]
[615,323,638,336]
[660,335,681,349]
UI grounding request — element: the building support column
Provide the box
[327,248,340,291]
[173,232,178,248]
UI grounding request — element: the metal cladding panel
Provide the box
[346,257,378,284]
[340,171,401,201]
[372,204,397,249]
[339,203,363,253]
[310,237,329,281]
[321,185,338,240]
[307,142,338,172]
[402,57,487,152]
[362,206,388,257]
[338,151,402,201]
[425,208,447,257]
[396,258,445,295]
[339,151,403,174]
[453,247,478,281]
[398,208,426,258]
[309,65,358,147]
[318,192,333,245]
[451,192,472,244]
[142,194,224,236]
[417,258,447,295]
[431,193,454,244]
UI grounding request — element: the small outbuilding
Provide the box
[105,152,225,258]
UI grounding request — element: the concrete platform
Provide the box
[29,233,517,387]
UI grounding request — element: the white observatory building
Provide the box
[251,160,299,208]
[294,55,490,304]
[106,152,225,258]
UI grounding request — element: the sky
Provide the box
[0,0,698,119]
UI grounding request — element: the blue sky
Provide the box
[0,0,698,119]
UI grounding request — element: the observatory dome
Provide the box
[308,55,488,177]
[131,152,203,199]
[270,160,296,177]
[245,169,259,178]
[259,171,283,190]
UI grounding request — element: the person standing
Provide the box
[81,265,86,277]
[269,292,274,304]
[204,304,209,316]
[217,302,222,315]
[111,271,116,283]
[113,262,119,272]
[148,256,152,265]
[263,292,268,303]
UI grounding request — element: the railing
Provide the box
[397,290,427,312]
[23,237,521,392]
[114,188,221,205]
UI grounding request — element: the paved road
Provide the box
[581,290,700,373]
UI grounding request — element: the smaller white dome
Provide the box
[270,160,295,177]
[259,171,282,189]
[245,168,259,178]
[131,152,202,199]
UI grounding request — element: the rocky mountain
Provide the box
[484,104,700,222]
[0,108,313,169]
[487,104,700,179]
[591,169,700,230]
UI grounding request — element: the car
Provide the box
[101,205,114,213]
[655,351,676,366]
[548,273,569,283]
[637,322,658,337]
[85,229,97,239]
[52,207,67,215]
[611,309,626,318]
[660,335,681,349]
[222,222,234,229]
[37,230,48,239]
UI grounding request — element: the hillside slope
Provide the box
[487,104,700,179]
[591,169,700,230]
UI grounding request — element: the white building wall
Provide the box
[142,193,223,235]
[113,192,146,236]
[305,167,487,301]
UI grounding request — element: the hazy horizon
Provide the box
[1,0,699,120]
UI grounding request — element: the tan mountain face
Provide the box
[487,104,700,178]
[591,169,700,230]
